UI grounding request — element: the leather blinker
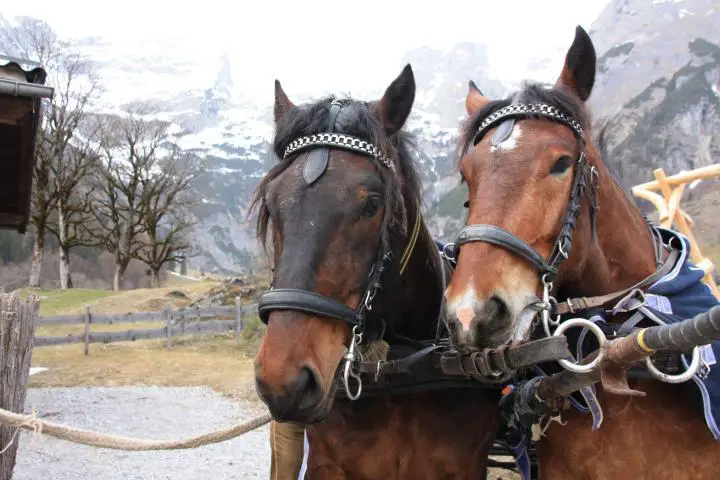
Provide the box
[303,99,345,185]
[491,118,516,147]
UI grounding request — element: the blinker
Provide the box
[492,118,516,146]
[303,99,345,185]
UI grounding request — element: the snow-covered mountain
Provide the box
[1,13,511,273]
[428,0,720,243]
[587,0,720,193]
[6,0,717,274]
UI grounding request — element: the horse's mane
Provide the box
[251,95,425,255]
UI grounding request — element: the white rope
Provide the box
[0,407,270,451]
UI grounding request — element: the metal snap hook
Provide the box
[343,326,364,400]
[540,279,559,337]
[553,318,607,374]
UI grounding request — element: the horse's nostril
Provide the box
[294,366,323,411]
[486,295,510,322]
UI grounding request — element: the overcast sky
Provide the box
[4,0,610,96]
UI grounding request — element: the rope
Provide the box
[0,408,42,454]
[0,407,271,451]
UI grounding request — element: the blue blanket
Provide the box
[644,227,720,440]
[570,227,720,440]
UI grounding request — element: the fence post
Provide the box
[83,305,91,356]
[0,292,40,480]
[235,296,243,344]
[165,303,173,351]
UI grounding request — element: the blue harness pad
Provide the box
[502,227,720,480]
[570,227,720,439]
[643,227,720,440]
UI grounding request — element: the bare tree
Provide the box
[134,149,201,287]
[1,17,101,289]
[45,58,101,289]
[89,104,185,290]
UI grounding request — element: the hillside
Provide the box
[428,0,720,247]
[2,3,719,273]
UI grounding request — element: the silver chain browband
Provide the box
[474,103,584,144]
[282,133,394,170]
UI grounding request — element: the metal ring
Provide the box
[442,242,456,260]
[645,346,701,384]
[343,366,362,400]
[553,318,607,374]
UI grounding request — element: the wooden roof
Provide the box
[0,55,51,233]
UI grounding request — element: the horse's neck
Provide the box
[565,161,658,297]
[376,199,443,341]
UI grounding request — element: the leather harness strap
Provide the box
[553,247,680,316]
[439,336,572,382]
[350,336,572,386]
[258,288,363,326]
[455,225,557,278]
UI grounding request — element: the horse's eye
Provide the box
[550,155,573,176]
[361,195,381,218]
[463,200,469,209]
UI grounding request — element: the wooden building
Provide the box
[0,54,53,233]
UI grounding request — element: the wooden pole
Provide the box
[235,296,243,344]
[0,292,40,480]
[652,168,720,298]
[83,305,91,356]
[165,303,173,351]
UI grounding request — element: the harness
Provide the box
[452,100,720,480]
[256,99,566,479]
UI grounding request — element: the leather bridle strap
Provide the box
[258,288,363,326]
[553,246,680,316]
[455,225,557,278]
[439,336,572,383]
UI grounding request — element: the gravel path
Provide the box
[13,387,271,480]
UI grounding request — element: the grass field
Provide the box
[26,279,265,403]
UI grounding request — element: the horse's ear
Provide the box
[375,64,416,134]
[555,25,596,102]
[465,80,490,116]
[274,79,296,124]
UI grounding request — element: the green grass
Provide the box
[20,288,122,316]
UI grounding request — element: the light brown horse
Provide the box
[251,65,503,479]
[445,25,719,479]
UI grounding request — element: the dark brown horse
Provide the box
[445,26,720,479]
[251,65,502,479]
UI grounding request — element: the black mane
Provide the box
[252,95,424,252]
[458,82,591,160]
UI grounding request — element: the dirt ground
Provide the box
[26,281,519,479]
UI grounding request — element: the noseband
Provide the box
[257,99,406,341]
[453,102,599,299]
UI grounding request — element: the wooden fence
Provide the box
[34,297,259,355]
[632,164,720,299]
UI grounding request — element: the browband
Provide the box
[283,132,394,170]
[473,103,584,146]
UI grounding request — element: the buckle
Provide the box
[611,288,647,315]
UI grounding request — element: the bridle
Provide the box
[452,102,602,370]
[256,99,424,399]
